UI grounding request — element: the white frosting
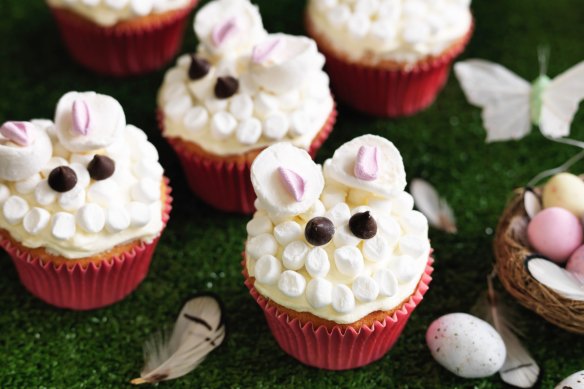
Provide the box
[307,0,472,65]
[246,136,430,324]
[0,93,166,260]
[46,0,193,27]
[159,0,333,157]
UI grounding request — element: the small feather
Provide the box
[526,256,584,301]
[410,178,457,233]
[523,188,541,219]
[474,272,540,388]
[131,294,226,385]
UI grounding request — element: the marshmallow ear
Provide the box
[251,143,324,216]
[324,135,406,197]
[0,122,52,181]
[250,34,324,94]
[55,91,125,153]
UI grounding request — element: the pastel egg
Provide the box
[542,173,584,217]
[527,207,583,263]
[426,313,506,378]
[567,244,584,276]
[554,370,584,389]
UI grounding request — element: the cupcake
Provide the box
[305,0,473,117]
[158,0,336,214]
[47,0,198,76]
[0,91,171,310]
[243,135,433,370]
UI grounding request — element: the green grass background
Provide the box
[1,0,583,387]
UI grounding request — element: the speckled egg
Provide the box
[543,173,584,217]
[426,313,506,379]
[555,370,584,389]
[527,207,583,263]
[567,245,584,276]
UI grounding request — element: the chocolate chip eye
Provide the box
[305,217,335,246]
[188,55,211,80]
[349,211,377,239]
[48,166,77,192]
[214,76,239,99]
[88,155,115,180]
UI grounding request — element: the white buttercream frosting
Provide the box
[46,0,193,27]
[0,93,165,260]
[246,135,430,324]
[158,0,334,157]
[307,0,472,64]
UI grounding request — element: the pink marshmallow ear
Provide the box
[252,38,283,64]
[278,166,306,202]
[354,145,379,181]
[72,99,90,136]
[212,17,239,47]
[0,121,32,146]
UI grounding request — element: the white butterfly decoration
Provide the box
[454,55,584,142]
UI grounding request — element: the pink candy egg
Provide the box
[527,207,583,263]
[567,244,584,276]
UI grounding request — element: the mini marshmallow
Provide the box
[3,196,29,225]
[41,157,68,178]
[374,269,398,297]
[164,67,187,84]
[106,205,131,233]
[246,215,273,236]
[273,221,302,245]
[332,284,355,313]
[299,200,326,221]
[306,278,333,308]
[51,212,76,240]
[187,72,215,102]
[327,4,350,26]
[254,254,282,285]
[254,92,280,118]
[368,198,392,214]
[277,89,301,111]
[321,188,346,209]
[128,202,151,228]
[229,94,254,120]
[134,160,164,181]
[289,110,311,136]
[183,106,209,133]
[236,118,262,145]
[391,191,414,214]
[15,174,41,195]
[88,180,121,207]
[130,0,153,16]
[352,275,380,302]
[69,162,90,189]
[164,95,191,122]
[399,235,430,259]
[23,207,50,235]
[278,270,306,297]
[333,224,361,247]
[138,138,159,161]
[0,184,9,203]
[324,202,351,226]
[363,234,391,262]
[394,255,419,283]
[400,210,429,236]
[211,111,237,140]
[305,247,330,278]
[246,233,278,260]
[262,112,289,140]
[334,245,364,277]
[59,187,86,211]
[282,240,309,270]
[377,215,401,247]
[403,21,431,44]
[131,178,160,204]
[34,180,57,206]
[347,13,371,38]
[77,203,106,233]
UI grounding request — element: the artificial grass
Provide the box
[0,0,583,387]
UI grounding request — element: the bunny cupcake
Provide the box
[0,91,171,310]
[305,0,473,116]
[158,0,336,214]
[47,0,198,76]
[243,135,433,370]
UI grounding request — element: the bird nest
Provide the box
[494,189,584,334]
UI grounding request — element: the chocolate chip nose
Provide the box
[305,217,335,246]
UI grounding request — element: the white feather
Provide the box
[454,60,532,142]
[527,257,584,301]
[410,178,457,233]
[540,61,584,138]
[523,188,541,219]
[132,294,226,385]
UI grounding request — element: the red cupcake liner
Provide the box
[49,1,197,76]
[317,25,473,117]
[243,255,434,370]
[0,178,173,310]
[159,105,337,214]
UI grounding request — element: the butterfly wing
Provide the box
[540,61,584,138]
[454,60,532,142]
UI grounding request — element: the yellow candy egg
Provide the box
[542,173,584,217]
